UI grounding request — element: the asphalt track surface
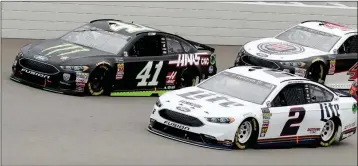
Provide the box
[1,39,357,166]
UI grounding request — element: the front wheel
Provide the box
[320,119,338,147]
[234,119,257,150]
[87,65,111,96]
[306,63,326,84]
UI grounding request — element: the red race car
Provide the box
[349,78,358,101]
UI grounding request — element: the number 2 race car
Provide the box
[148,66,357,150]
[11,19,217,96]
[234,20,357,90]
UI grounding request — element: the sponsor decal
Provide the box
[169,53,209,67]
[323,22,351,31]
[164,86,175,90]
[257,42,305,55]
[21,68,50,79]
[108,21,154,33]
[63,73,71,81]
[163,121,190,131]
[179,100,202,109]
[344,122,356,130]
[319,103,340,122]
[208,66,214,74]
[41,43,89,57]
[328,60,336,74]
[200,57,209,66]
[176,106,191,112]
[165,71,177,85]
[116,63,124,80]
[353,103,357,114]
[177,90,244,107]
[75,72,89,83]
[209,54,216,65]
[34,55,48,61]
[307,128,321,134]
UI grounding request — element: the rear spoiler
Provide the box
[185,39,215,52]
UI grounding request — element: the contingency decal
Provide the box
[42,43,89,57]
[260,108,272,137]
[116,63,125,80]
[257,42,305,55]
[328,59,336,75]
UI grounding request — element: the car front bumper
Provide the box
[148,105,238,150]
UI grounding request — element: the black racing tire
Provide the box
[234,118,258,150]
[87,65,111,96]
[179,68,200,88]
[306,62,326,84]
[319,119,339,147]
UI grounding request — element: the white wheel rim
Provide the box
[321,120,335,141]
[238,121,252,143]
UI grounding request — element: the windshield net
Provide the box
[60,25,129,54]
[275,26,341,52]
[198,71,276,104]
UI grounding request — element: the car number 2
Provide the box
[280,107,306,136]
[136,61,163,87]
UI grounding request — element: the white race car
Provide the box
[234,20,357,90]
[147,66,357,150]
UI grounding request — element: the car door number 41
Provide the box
[136,61,163,86]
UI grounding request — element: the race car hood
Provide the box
[23,39,112,64]
[243,38,328,61]
[160,87,262,118]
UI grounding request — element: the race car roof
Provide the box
[226,66,306,85]
[89,19,162,37]
[299,20,357,37]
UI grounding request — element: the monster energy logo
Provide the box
[42,43,89,56]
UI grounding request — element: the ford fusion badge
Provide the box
[34,55,48,61]
[176,106,191,112]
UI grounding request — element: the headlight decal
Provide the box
[205,117,235,124]
[60,66,89,71]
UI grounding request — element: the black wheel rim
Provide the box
[90,71,106,92]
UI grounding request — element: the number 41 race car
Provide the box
[11,19,217,96]
[148,66,357,150]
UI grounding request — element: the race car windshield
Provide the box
[198,71,276,105]
[275,26,341,52]
[60,25,129,54]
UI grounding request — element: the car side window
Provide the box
[308,84,334,103]
[128,35,163,57]
[271,83,307,107]
[166,36,185,54]
[338,35,358,54]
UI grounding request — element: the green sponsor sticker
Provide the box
[353,103,357,114]
[210,54,216,65]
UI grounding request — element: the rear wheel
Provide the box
[179,68,200,88]
[320,119,338,147]
[234,119,257,150]
[87,65,111,96]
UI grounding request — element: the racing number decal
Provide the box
[280,107,306,136]
[348,62,358,81]
[136,61,163,86]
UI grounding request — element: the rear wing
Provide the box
[185,39,215,52]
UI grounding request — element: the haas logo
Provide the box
[169,53,208,67]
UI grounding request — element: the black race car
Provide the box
[11,19,217,96]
